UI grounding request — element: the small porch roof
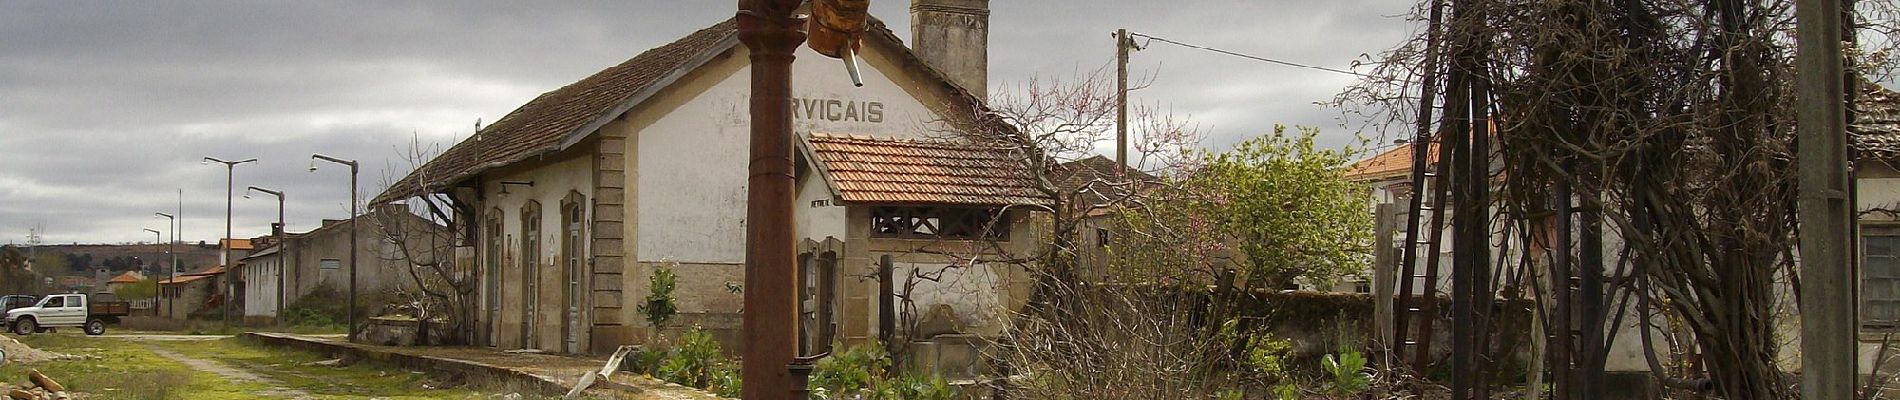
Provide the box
[800,132,1051,207]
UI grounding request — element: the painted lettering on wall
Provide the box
[791,97,884,123]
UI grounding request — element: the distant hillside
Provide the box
[24,242,222,275]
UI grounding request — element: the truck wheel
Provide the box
[11,318,33,336]
[84,319,105,336]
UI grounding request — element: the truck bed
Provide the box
[89,301,130,317]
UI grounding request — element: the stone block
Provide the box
[596,152,625,168]
[594,243,624,257]
[595,189,625,205]
[591,273,624,290]
[593,290,624,308]
[593,256,624,274]
[593,205,625,222]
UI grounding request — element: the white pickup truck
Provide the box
[5,293,129,336]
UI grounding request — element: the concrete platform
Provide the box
[242,332,722,399]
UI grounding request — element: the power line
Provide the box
[1126,32,1377,79]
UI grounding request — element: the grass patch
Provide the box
[143,336,486,399]
[0,334,271,400]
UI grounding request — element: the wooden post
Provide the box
[1795,0,1858,397]
[1372,203,1398,364]
[1115,28,1130,177]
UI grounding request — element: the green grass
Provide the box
[143,336,490,400]
[0,334,271,400]
[0,333,526,399]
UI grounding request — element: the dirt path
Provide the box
[147,346,314,399]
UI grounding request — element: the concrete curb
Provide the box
[240,332,568,396]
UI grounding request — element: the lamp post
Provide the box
[247,186,286,325]
[142,228,161,316]
[311,153,358,339]
[203,156,256,325]
[154,212,176,318]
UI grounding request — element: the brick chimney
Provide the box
[910,0,988,98]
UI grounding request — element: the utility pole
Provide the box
[1795,0,1856,397]
[1115,28,1131,177]
[154,211,176,318]
[204,156,256,326]
[737,0,806,398]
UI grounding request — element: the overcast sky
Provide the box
[0,1,1417,244]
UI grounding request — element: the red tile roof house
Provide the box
[375,2,1048,357]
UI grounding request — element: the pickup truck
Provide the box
[5,293,130,336]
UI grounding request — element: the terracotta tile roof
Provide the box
[107,272,143,284]
[1052,155,1160,209]
[159,274,210,285]
[1854,82,1900,156]
[220,238,253,251]
[375,19,741,203]
[1346,141,1437,183]
[802,133,1051,206]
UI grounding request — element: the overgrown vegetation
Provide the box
[808,342,952,400]
[1335,0,1900,397]
[624,327,741,397]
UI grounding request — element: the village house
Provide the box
[156,238,252,320]
[1049,155,1161,280]
[236,206,441,326]
[377,0,1044,356]
[159,264,224,319]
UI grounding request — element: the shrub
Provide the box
[1321,347,1370,396]
[871,373,954,400]
[810,342,890,396]
[656,327,724,388]
[637,262,679,331]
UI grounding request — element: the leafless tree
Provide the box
[1339,0,1900,398]
[372,133,480,345]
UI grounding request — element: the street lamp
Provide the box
[142,228,161,316]
[204,156,256,326]
[154,212,176,318]
[311,153,358,339]
[246,186,286,325]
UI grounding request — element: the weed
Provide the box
[1321,347,1370,396]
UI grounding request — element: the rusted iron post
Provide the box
[737,1,806,399]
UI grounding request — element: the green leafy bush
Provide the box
[871,373,953,400]
[637,263,679,330]
[656,327,725,388]
[1322,348,1370,395]
[810,342,890,396]
[711,362,742,398]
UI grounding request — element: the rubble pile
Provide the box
[2,370,72,400]
[0,337,66,364]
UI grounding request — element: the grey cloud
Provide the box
[1,1,1415,243]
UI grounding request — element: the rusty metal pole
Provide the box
[737,1,806,399]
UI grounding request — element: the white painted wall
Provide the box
[632,44,954,264]
[241,255,281,318]
[894,261,1009,336]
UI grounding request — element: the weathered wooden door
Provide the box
[562,201,584,354]
[520,202,541,349]
[485,214,503,348]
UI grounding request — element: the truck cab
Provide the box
[5,293,126,336]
